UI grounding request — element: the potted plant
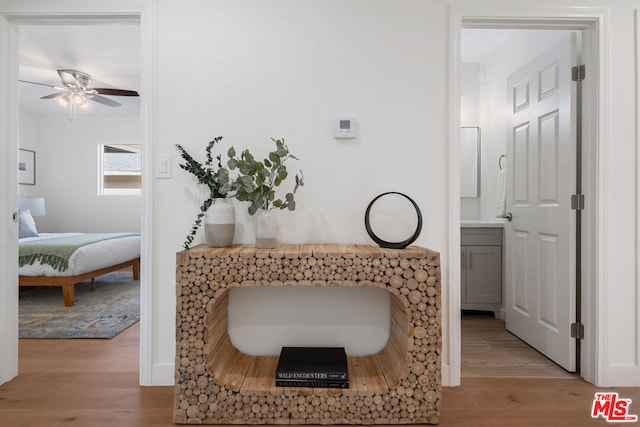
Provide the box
[176,136,234,249]
[227,138,304,248]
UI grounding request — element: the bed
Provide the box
[18,216,141,307]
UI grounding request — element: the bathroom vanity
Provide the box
[460,221,504,318]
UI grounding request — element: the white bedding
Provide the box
[19,232,141,277]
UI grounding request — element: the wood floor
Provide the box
[461,312,576,378]
[0,319,638,426]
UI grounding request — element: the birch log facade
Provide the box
[174,244,441,424]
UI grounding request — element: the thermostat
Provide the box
[333,118,357,139]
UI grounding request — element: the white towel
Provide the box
[495,169,507,217]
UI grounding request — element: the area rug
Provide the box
[19,271,139,339]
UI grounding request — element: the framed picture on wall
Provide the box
[18,149,36,185]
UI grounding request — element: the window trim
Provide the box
[98,143,142,196]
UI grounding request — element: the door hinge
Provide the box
[571,322,584,339]
[572,64,586,82]
[571,194,585,210]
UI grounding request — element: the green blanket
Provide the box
[19,233,139,272]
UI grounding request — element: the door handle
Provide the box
[501,212,513,222]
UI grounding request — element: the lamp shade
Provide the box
[19,197,46,216]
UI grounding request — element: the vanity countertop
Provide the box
[461,219,505,228]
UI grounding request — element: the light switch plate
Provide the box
[156,155,171,178]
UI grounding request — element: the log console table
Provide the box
[174,244,441,424]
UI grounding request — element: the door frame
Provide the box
[0,0,155,385]
[447,6,608,386]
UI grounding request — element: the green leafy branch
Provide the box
[181,197,214,250]
[227,138,304,216]
[176,137,230,249]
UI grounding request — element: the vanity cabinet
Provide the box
[461,227,503,317]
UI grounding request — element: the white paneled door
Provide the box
[505,34,577,372]
[0,13,19,386]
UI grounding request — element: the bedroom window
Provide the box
[99,144,142,195]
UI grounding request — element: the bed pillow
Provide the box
[18,209,39,238]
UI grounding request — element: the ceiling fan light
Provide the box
[57,95,69,107]
[71,93,85,105]
[79,101,92,111]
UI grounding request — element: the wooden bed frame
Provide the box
[19,257,140,307]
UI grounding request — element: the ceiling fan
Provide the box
[20,68,139,119]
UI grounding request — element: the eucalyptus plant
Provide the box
[227,138,304,216]
[176,136,230,249]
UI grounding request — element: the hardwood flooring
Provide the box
[461,312,575,378]
[2,322,172,426]
[0,319,638,426]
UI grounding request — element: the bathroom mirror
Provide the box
[460,127,480,198]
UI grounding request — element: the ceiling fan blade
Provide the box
[40,92,67,100]
[19,80,66,91]
[86,93,121,107]
[93,88,139,97]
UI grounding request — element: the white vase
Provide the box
[204,198,235,247]
[255,210,277,248]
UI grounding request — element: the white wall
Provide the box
[19,114,141,233]
[17,109,40,199]
[2,0,639,389]
[152,0,450,384]
[461,63,480,127]
[144,0,640,387]
[228,287,391,357]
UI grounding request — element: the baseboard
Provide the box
[141,362,174,386]
[599,366,640,387]
[442,362,458,386]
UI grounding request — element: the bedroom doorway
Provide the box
[0,2,153,387]
[17,20,143,336]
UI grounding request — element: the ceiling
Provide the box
[461,29,518,62]
[16,26,544,116]
[18,23,140,117]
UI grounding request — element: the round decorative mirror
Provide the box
[364,192,422,249]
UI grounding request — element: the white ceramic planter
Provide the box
[204,198,235,247]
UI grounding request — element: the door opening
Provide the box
[16,17,143,371]
[459,27,584,378]
[1,1,153,388]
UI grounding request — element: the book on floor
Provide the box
[275,346,349,388]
